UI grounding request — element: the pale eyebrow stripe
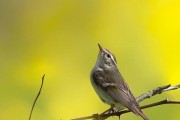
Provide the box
[111,55,117,64]
[103,50,117,64]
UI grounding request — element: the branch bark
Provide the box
[72,84,180,120]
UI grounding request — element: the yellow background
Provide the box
[0,0,180,120]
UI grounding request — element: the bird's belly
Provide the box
[90,78,116,105]
[91,80,125,110]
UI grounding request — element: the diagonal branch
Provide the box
[72,84,180,120]
[100,98,180,119]
[136,84,180,103]
[29,74,45,120]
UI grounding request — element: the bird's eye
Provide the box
[107,54,111,58]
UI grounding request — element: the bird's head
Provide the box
[96,44,117,68]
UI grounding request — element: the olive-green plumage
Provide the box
[90,44,149,120]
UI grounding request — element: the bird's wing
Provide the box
[106,71,142,115]
[107,83,140,113]
[91,67,149,119]
[92,68,140,114]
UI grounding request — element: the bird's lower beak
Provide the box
[98,43,103,52]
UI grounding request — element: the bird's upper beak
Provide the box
[98,43,103,52]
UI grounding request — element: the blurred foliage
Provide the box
[0,0,180,120]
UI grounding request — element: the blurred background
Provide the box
[0,0,180,120]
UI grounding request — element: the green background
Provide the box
[0,0,180,120]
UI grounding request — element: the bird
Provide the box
[90,44,149,120]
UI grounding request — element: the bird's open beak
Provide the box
[98,43,103,52]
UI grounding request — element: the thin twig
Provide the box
[72,84,180,120]
[136,84,171,103]
[29,74,45,120]
[71,115,94,120]
[163,84,180,92]
[136,84,180,103]
[72,99,180,120]
[101,98,180,119]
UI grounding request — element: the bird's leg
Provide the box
[108,104,116,113]
[100,104,115,116]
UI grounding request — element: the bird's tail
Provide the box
[138,110,149,120]
[131,104,149,120]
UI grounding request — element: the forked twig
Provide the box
[100,98,180,119]
[72,84,180,120]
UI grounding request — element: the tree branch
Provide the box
[100,98,180,119]
[29,74,45,120]
[136,84,168,103]
[72,84,180,120]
